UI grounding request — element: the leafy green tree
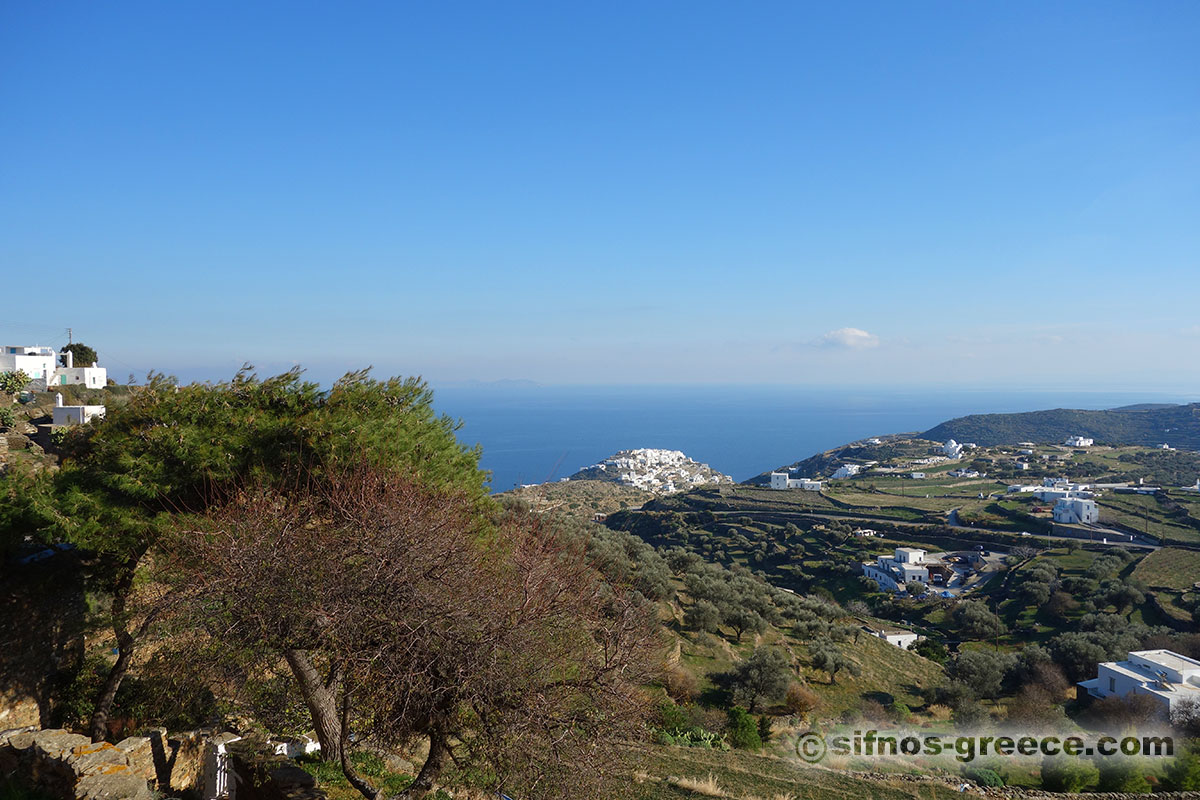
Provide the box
[730,646,791,713]
[809,642,860,685]
[0,407,14,429]
[60,343,98,367]
[723,606,767,643]
[951,600,1006,640]
[726,707,762,750]
[5,367,487,745]
[951,649,1016,700]
[904,580,926,596]
[685,600,722,633]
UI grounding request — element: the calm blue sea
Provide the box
[430,385,1196,492]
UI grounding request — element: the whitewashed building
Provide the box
[943,440,964,458]
[1053,497,1099,525]
[0,345,107,390]
[873,629,920,650]
[862,547,929,592]
[51,393,105,426]
[910,472,926,479]
[769,472,822,491]
[1065,436,1094,447]
[831,464,861,480]
[1078,650,1200,714]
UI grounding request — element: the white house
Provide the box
[862,547,929,592]
[51,393,105,426]
[831,464,861,480]
[910,472,926,480]
[1077,649,1200,714]
[0,346,58,386]
[1053,498,1099,525]
[1036,487,1093,502]
[769,472,822,491]
[0,345,107,390]
[1065,436,1094,447]
[1015,461,1030,471]
[948,468,984,479]
[943,440,964,458]
[872,629,920,650]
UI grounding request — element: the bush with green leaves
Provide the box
[0,370,30,397]
[964,767,1004,787]
[1041,755,1098,792]
[726,707,762,750]
[0,407,14,429]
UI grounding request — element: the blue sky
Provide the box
[2,2,1198,389]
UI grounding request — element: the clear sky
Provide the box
[2,2,1198,390]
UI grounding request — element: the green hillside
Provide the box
[922,403,1200,449]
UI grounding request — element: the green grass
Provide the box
[1130,547,1200,589]
[622,744,969,800]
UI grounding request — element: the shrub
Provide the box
[726,707,762,750]
[784,684,819,718]
[964,767,1004,787]
[664,665,699,703]
[1041,755,1098,792]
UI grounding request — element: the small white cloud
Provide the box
[819,327,880,349]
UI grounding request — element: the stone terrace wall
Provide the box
[0,728,153,800]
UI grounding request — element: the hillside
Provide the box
[922,402,1200,449]
[746,437,933,485]
[504,479,654,520]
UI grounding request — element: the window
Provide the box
[1109,677,1116,693]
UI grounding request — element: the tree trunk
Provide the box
[284,649,344,763]
[89,631,134,742]
[90,560,140,743]
[401,727,449,799]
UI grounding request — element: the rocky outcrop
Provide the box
[567,449,733,494]
[0,728,153,800]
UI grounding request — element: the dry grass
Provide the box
[669,773,726,796]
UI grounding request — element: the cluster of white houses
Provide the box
[2,345,108,429]
[1,345,107,389]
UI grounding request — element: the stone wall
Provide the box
[0,727,153,800]
[1,727,328,800]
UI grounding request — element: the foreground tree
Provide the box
[165,468,659,799]
[5,367,487,743]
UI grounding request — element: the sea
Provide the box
[429,385,1197,493]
